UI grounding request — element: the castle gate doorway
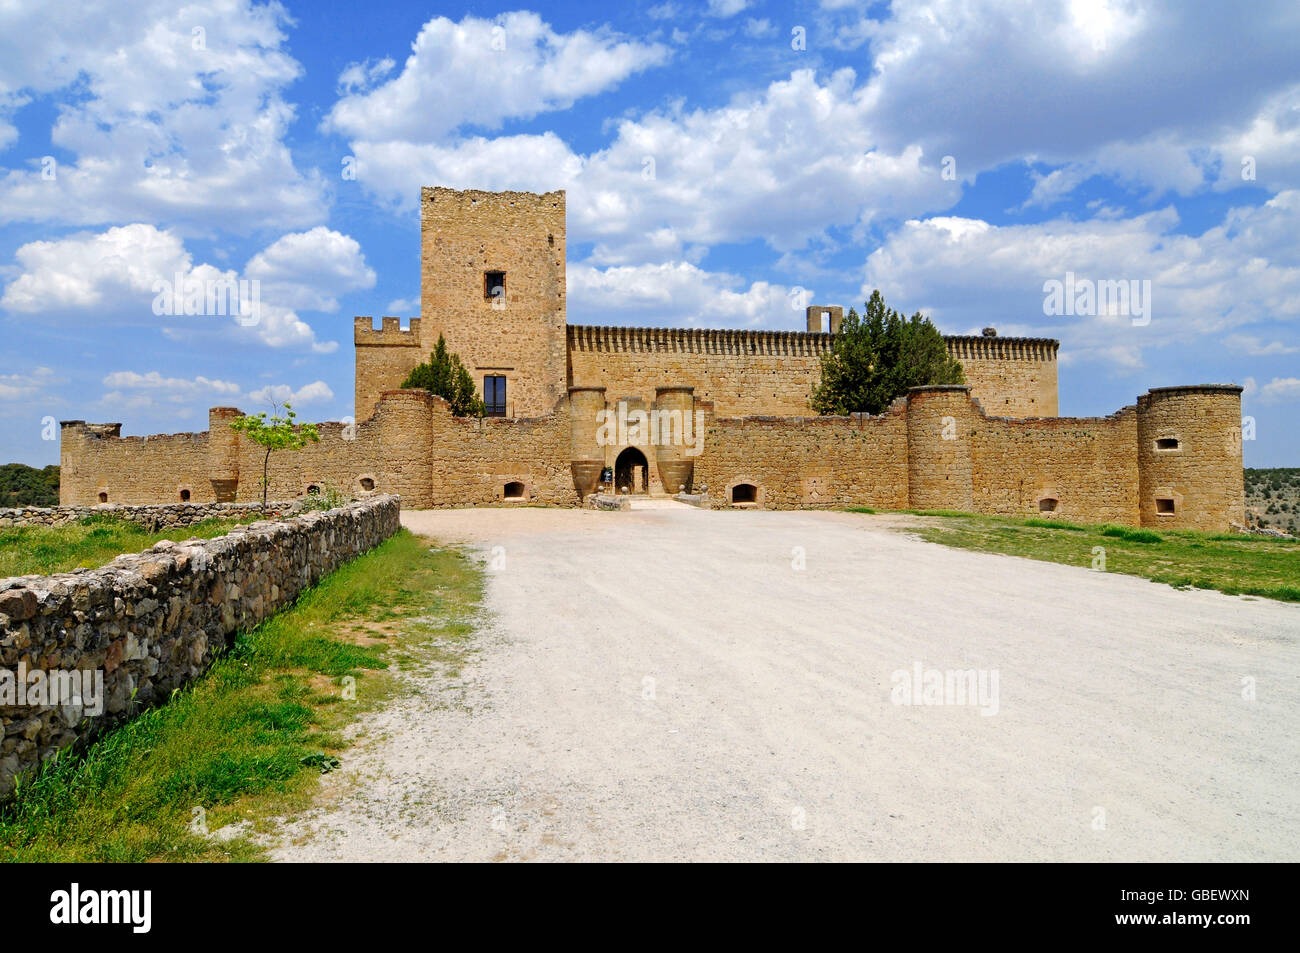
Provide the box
[614,446,649,494]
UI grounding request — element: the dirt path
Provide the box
[271,507,1299,862]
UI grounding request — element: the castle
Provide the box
[58,187,1246,530]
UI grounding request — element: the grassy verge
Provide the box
[0,513,267,577]
[860,511,1300,603]
[0,528,482,861]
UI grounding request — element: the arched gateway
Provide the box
[614,446,649,495]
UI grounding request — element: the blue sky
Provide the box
[1,0,1297,466]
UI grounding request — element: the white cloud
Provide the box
[858,192,1300,369]
[0,366,56,401]
[706,0,751,17]
[569,260,806,328]
[325,12,669,142]
[350,69,954,257]
[244,227,376,313]
[245,381,335,407]
[0,224,341,353]
[827,0,1300,198]
[1222,334,1300,357]
[1258,377,1300,403]
[99,370,242,415]
[385,297,419,314]
[0,0,326,232]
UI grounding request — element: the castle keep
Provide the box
[59,187,1246,530]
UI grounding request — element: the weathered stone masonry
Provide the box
[0,495,401,797]
[56,186,1245,530]
[1,500,300,529]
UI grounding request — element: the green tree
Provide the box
[0,463,60,507]
[229,402,321,510]
[401,334,485,417]
[811,289,965,416]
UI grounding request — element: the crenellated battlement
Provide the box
[568,324,836,357]
[354,316,422,346]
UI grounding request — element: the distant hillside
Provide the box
[1245,468,1300,536]
[0,463,60,507]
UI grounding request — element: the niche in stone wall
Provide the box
[730,483,758,505]
[1038,497,1059,512]
[502,480,527,501]
[1155,437,1180,451]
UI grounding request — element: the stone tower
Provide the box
[419,187,568,418]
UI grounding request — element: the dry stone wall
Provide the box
[0,501,299,529]
[0,495,401,798]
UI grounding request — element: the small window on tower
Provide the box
[484,271,506,301]
[485,375,507,417]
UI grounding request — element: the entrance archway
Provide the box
[614,446,649,494]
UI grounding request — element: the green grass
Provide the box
[851,510,1300,603]
[0,514,262,577]
[0,529,483,862]
[894,508,979,518]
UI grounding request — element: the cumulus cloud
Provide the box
[858,191,1300,368]
[0,0,326,232]
[244,227,377,313]
[1258,377,1300,403]
[102,371,240,396]
[325,12,669,141]
[245,381,335,407]
[568,260,807,328]
[830,0,1300,199]
[349,68,954,256]
[98,371,333,414]
[0,224,347,353]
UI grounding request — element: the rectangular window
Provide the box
[484,375,507,417]
[484,271,506,301]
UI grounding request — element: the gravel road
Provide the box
[271,506,1299,862]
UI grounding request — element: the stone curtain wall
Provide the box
[0,501,299,529]
[696,403,911,509]
[565,326,1059,420]
[694,386,1241,527]
[59,422,215,506]
[56,384,1244,530]
[567,325,831,418]
[972,407,1140,523]
[428,395,575,506]
[0,495,401,798]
